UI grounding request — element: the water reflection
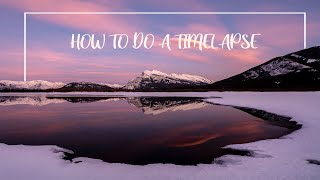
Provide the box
[0,95,300,165]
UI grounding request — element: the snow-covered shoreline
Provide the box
[0,92,319,180]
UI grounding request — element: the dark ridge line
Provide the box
[205,101,302,130]
[307,159,320,166]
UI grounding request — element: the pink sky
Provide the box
[0,0,319,84]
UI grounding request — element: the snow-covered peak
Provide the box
[143,70,168,77]
[124,70,213,90]
[242,57,312,80]
[0,80,65,90]
[142,70,213,84]
[171,73,213,84]
[103,83,124,89]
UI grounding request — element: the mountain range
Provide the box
[204,46,320,91]
[0,71,213,92]
[0,80,65,91]
[0,46,319,92]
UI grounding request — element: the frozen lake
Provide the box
[0,95,298,165]
[0,92,319,180]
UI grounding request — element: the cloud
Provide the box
[233,15,305,50]
[132,0,209,11]
[0,0,139,33]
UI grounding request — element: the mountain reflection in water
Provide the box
[0,95,300,165]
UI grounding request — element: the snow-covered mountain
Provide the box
[0,81,118,92]
[123,70,213,91]
[0,80,65,91]
[102,83,124,89]
[206,46,320,90]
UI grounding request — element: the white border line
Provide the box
[24,13,27,82]
[23,11,307,81]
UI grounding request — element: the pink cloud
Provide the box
[0,44,162,83]
[0,0,140,34]
[218,48,265,63]
[233,15,305,50]
[166,23,229,40]
[139,0,209,11]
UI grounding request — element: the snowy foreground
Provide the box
[0,92,320,180]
